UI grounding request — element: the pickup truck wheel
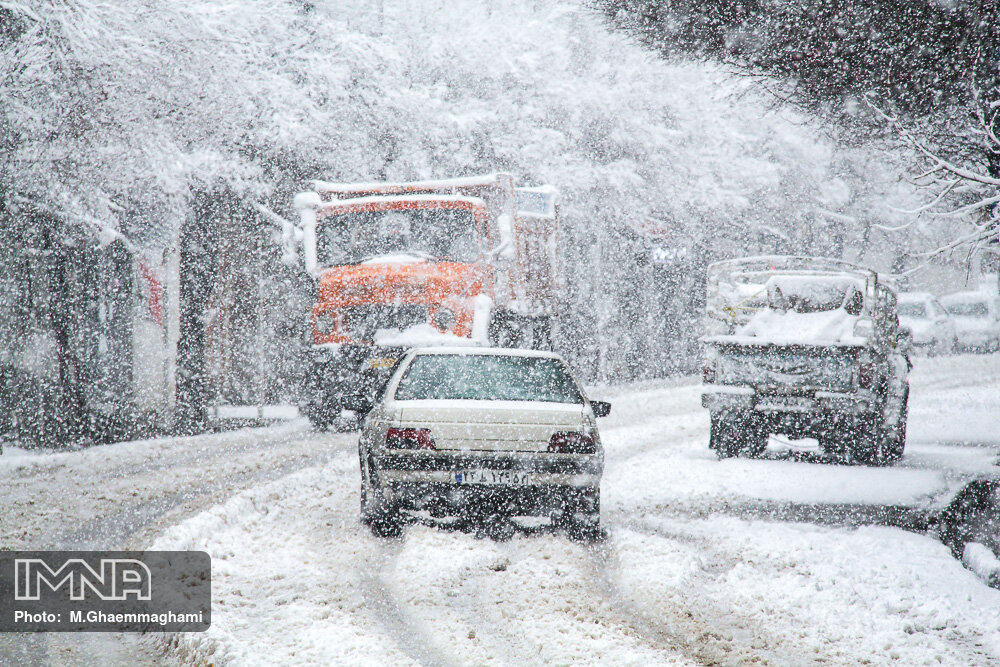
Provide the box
[848,415,894,466]
[710,412,763,458]
[885,400,908,462]
[743,417,769,457]
[710,413,737,457]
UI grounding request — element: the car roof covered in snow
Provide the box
[897,291,935,303]
[406,346,564,360]
[941,290,996,306]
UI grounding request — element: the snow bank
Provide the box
[963,542,1000,588]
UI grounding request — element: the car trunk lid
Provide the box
[397,400,585,452]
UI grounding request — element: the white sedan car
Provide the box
[941,291,1000,352]
[896,292,957,355]
[344,347,610,541]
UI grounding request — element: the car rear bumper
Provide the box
[956,331,997,347]
[374,451,602,516]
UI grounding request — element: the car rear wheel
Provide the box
[553,491,603,543]
[360,453,403,538]
[846,414,899,466]
[710,412,767,458]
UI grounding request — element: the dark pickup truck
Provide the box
[700,256,911,465]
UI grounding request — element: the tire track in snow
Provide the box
[0,425,351,667]
[597,516,1000,666]
[584,525,831,666]
[356,538,454,667]
[355,526,546,667]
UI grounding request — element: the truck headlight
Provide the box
[434,308,456,331]
[315,312,336,334]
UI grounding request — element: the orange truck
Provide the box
[293,173,559,429]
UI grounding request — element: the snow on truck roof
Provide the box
[708,255,880,284]
[312,173,510,196]
[298,193,489,215]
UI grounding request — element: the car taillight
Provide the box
[386,428,436,450]
[548,432,596,454]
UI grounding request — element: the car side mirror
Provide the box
[341,394,374,414]
[591,400,611,418]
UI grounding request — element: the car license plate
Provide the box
[456,470,533,486]
[756,396,814,411]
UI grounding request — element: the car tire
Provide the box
[360,453,403,538]
[488,310,523,348]
[938,480,1000,561]
[568,516,605,544]
[818,431,844,457]
[306,403,337,431]
[556,491,603,543]
[710,412,766,458]
[485,516,516,542]
[886,399,907,463]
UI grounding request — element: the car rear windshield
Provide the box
[946,302,989,317]
[394,354,585,403]
[897,302,928,318]
[766,276,865,314]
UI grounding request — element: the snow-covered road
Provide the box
[2,354,999,665]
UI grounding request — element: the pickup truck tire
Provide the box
[847,414,897,466]
[710,412,767,458]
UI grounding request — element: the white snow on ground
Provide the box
[154,354,1000,665]
[155,456,693,666]
[0,445,40,458]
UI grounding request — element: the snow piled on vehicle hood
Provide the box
[734,308,865,345]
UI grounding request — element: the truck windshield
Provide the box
[316,207,478,267]
[394,354,585,403]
